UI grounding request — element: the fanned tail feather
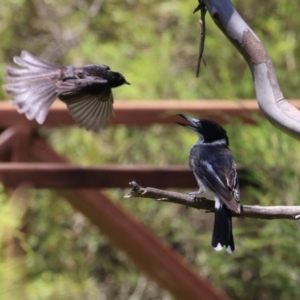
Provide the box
[4,51,61,124]
[14,50,58,69]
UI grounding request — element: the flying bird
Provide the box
[4,50,130,132]
[177,114,240,253]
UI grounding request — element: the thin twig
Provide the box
[124,181,300,221]
[194,1,207,77]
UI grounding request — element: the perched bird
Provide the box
[177,114,240,253]
[4,50,130,132]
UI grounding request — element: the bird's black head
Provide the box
[176,114,229,145]
[109,71,130,88]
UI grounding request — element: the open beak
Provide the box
[176,114,200,133]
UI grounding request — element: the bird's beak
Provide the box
[176,114,200,133]
[125,80,130,85]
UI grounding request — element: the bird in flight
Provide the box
[5,50,130,132]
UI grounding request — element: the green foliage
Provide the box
[0,186,29,300]
[1,0,300,299]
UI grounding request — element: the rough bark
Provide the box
[125,181,300,221]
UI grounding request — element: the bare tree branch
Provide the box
[125,181,300,221]
[202,0,300,140]
[194,1,207,77]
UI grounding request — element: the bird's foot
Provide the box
[189,188,204,199]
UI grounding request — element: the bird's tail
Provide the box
[211,198,234,253]
[4,51,61,124]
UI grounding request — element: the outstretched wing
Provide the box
[57,78,114,132]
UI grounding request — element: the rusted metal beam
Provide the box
[63,189,229,300]
[0,127,19,160]
[1,100,300,127]
[0,163,249,189]
[112,100,263,126]
[11,126,32,162]
[26,134,230,300]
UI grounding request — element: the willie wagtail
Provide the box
[4,50,130,132]
[177,114,240,253]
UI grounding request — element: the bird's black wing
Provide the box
[194,146,240,212]
[57,78,114,132]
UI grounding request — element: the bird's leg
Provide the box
[189,186,205,199]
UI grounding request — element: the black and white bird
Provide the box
[177,114,240,253]
[4,50,130,132]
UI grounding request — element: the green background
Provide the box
[0,0,300,299]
